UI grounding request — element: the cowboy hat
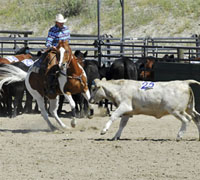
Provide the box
[56,14,67,23]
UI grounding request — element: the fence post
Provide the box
[93,40,98,58]
[106,34,111,66]
[1,42,3,57]
[143,37,148,57]
[197,35,200,57]
[24,33,28,48]
[192,34,200,57]
[177,48,184,60]
[97,39,102,67]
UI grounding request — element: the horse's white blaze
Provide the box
[59,47,65,67]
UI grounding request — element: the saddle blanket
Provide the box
[5,56,19,63]
[29,58,42,73]
[21,59,34,67]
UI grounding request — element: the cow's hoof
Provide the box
[71,118,76,128]
[176,136,182,141]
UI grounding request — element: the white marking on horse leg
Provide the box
[49,97,67,129]
[63,94,76,128]
[64,94,75,109]
[82,89,91,101]
[112,115,130,140]
[37,98,55,130]
[25,72,55,130]
[82,90,94,117]
[58,71,76,127]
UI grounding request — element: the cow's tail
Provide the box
[186,79,200,86]
[0,64,27,90]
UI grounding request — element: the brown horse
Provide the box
[139,57,155,81]
[0,41,93,130]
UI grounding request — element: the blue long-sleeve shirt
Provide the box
[46,24,70,48]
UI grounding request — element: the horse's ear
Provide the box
[37,51,42,57]
[84,51,88,57]
[74,50,80,57]
[58,40,62,46]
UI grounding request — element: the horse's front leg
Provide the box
[82,89,94,119]
[49,96,67,129]
[58,70,76,127]
[63,93,76,127]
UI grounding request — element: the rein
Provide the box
[65,54,73,68]
[68,73,85,86]
[58,53,85,86]
[48,53,57,65]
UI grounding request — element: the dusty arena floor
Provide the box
[0,104,200,180]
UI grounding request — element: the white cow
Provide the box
[90,78,200,141]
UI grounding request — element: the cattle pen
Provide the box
[1,30,200,111]
[1,31,200,180]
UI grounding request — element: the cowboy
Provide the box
[46,13,70,48]
[45,13,71,95]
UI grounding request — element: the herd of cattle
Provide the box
[1,46,200,140]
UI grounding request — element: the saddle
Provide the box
[44,63,60,96]
[33,49,54,74]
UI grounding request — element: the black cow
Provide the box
[79,60,100,117]
[108,57,138,80]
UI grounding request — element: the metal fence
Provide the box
[1,30,200,64]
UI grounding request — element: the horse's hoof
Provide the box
[71,118,76,128]
[111,137,120,141]
[100,129,107,135]
[50,125,57,131]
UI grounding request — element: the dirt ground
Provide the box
[0,104,200,180]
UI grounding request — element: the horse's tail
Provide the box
[0,64,27,90]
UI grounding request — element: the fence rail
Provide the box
[1,30,200,64]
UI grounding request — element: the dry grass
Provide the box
[0,0,200,37]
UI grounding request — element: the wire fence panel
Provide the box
[1,31,200,63]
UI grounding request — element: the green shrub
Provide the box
[61,0,85,17]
